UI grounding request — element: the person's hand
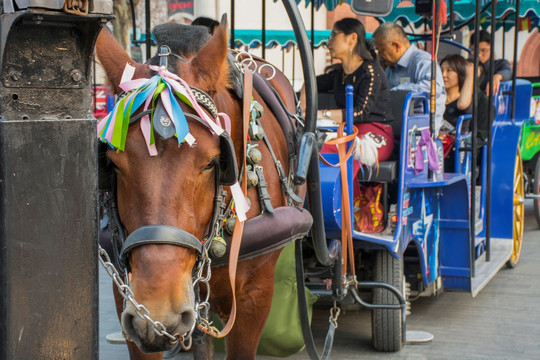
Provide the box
[465,61,474,76]
[486,74,503,96]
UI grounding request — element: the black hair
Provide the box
[470,29,491,46]
[152,23,210,58]
[333,18,375,61]
[192,17,220,33]
[440,54,468,90]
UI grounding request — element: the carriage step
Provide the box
[471,237,512,297]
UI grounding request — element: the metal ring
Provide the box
[258,63,276,81]
[240,57,257,72]
[235,50,253,63]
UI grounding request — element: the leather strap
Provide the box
[295,238,336,360]
[254,165,274,213]
[200,67,253,338]
[317,123,357,280]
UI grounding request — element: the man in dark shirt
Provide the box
[470,29,512,95]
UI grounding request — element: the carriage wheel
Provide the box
[371,250,404,352]
[506,149,525,268]
[534,155,540,228]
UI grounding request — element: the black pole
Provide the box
[311,0,315,54]
[145,0,151,60]
[292,45,295,88]
[282,47,285,73]
[129,0,137,45]
[503,18,506,58]
[485,0,498,263]
[428,0,439,180]
[230,0,235,50]
[511,0,520,120]
[470,0,482,279]
[281,0,334,267]
[449,0,454,37]
[262,0,266,59]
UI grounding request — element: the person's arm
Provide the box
[458,62,474,110]
[494,59,512,81]
[300,72,335,116]
[344,63,383,124]
[390,58,432,93]
[486,59,512,95]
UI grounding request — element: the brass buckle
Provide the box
[63,0,89,16]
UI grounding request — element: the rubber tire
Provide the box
[534,155,540,228]
[506,149,525,268]
[371,250,404,352]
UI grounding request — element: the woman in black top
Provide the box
[317,18,395,166]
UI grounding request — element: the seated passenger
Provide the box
[439,54,493,170]
[469,29,512,95]
[315,18,395,167]
[373,22,446,136]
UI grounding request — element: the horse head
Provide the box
[96,18,239,353]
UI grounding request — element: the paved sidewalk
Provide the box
[100,200,540,360]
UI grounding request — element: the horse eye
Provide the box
[203,158,218,171]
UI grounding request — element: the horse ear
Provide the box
[95,27,144,95]
[190,14,230,91]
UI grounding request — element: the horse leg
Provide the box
[112,284,163,360]
[210,251,282,360]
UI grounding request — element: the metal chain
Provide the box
[98,245,182,344]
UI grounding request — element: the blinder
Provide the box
[218,131,239,186]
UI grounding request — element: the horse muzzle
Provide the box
[121,301,196,353]
[119,224,202,352]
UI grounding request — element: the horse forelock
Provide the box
[153,23,210,58]
[150,23,233,94]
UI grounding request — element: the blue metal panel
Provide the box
[490,80,531,239]
[438,178,472,291]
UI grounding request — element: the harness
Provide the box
[98,45,304,349]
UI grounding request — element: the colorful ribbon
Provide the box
[97,63,248,221]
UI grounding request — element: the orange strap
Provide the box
[318,123,357,280]
[201,68,252,338]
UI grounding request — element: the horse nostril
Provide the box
[178,306,195,330]
[121,313,136,341]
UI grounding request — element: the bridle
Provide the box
[98,45,244,348]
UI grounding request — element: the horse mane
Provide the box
[150,22,233,94]
[152,23,210,58]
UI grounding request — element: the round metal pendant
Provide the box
[159,116,171,127]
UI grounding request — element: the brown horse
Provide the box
[96,18,302,360]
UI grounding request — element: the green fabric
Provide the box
[257,243,317,357]
[520,123,540,161]
[213,242,317,357]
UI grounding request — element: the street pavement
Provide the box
[100,200,540,359]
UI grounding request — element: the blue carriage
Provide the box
[308,76,530,351]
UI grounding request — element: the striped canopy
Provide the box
[384,0,540,32]
[233,29,331,48]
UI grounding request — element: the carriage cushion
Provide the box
[211,206,313,267]
[357,161,397,183]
